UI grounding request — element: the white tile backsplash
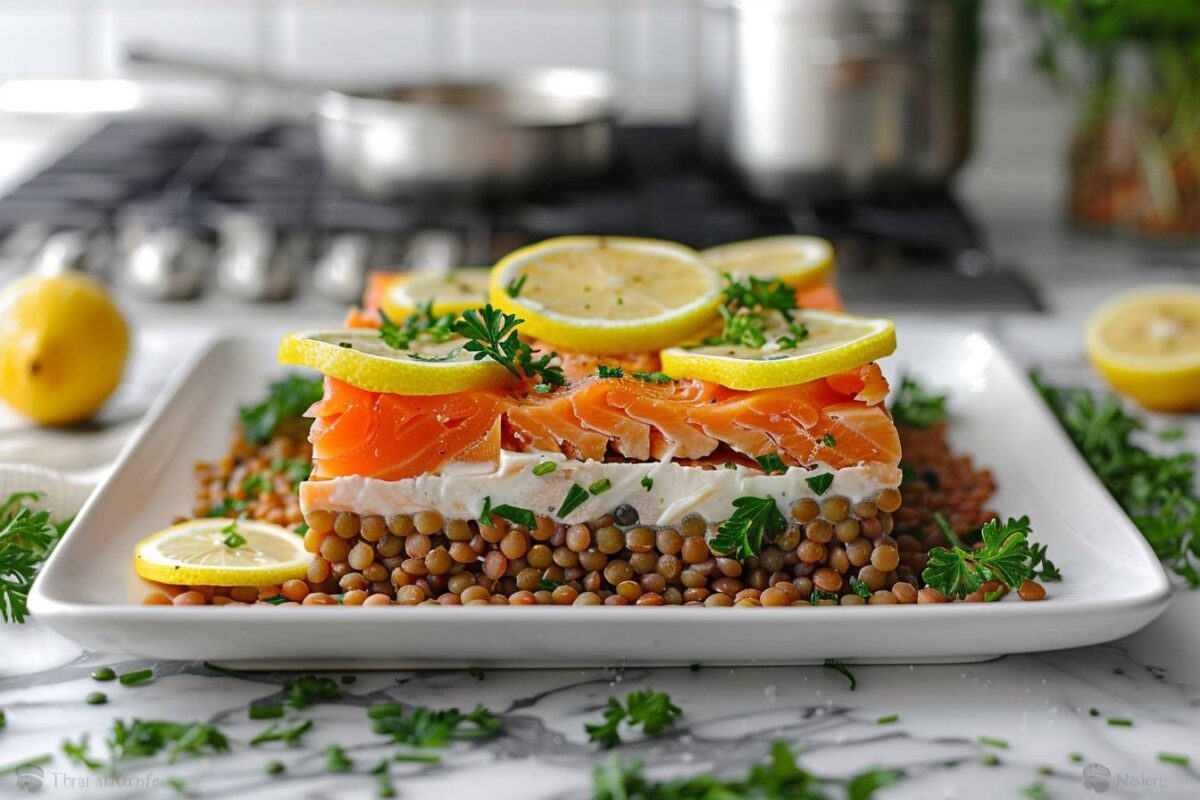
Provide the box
[0,0,1039,122]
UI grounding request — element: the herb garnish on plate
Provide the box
[585,689,682,749]
[709,496,787,559]
[922,516,1058,599]
[238,374,323,445]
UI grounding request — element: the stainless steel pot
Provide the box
[698,0,980,199]
[317,70,614,198]
[127,49,615,199]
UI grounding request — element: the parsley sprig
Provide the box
[889,377,948,428]
[454,305,565,389]
[238,374,323,445]
[0,492,70,624]
[378,301,458,350]
[709,496,787,559]
[704,273,808,351]
[1034,374,1199,586]
[922,516,1054,598]
[63,720,229,776]
[585,689,682,749]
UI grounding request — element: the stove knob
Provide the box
[215,218,297,302]
[313,233,371,304]
[119,228,208,300]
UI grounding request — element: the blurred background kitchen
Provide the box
[0,0,1195,332]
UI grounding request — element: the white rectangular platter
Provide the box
[30,324,1171,665]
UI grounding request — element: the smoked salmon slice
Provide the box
[306,363,899,481]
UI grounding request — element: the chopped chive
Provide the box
[91,667,116,682]
[597,364,624,379]
[250,705,284,720]
[876,714,899,725]
[1036,766,1053,776]
[492,504,536,528]
[85,692,107,705]
[1020,781,1049,800]
[557,484,590,517]
[294,521,309,536]
[640,476,653,491]
[221,521,246,549]
[532,383,552,394]
[266,761,285,775]
[478,496,494,527]
[822,433,836,447]
[588,478,612,495]
[979,736,1009,749]
[394,752,442,763]
[505,274,528,298]
[263,595,289,605]
[1069,753,1084,763]
[532,461,556,476]
[805,474,834,495]
[980,754,1001,767]
[1158,752,1189,766]
[118,669,153,687]
[822,658,856,690]
[1107,718,1133,727]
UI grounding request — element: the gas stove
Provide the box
[0,118,1039,311]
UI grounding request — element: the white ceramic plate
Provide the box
[30,325,1171,666]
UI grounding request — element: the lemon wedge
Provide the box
[660,309,896,391]
[380,268,491,319]
[1085,285,1200,411]
[277,329,515,395]
[490,236,723,354]
[701,236,835,289]
[134,519,310,587]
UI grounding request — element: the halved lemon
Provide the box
[490,236,723,354]
[660,309,896,391]
[701,236,835,289]
[134,519,309,587]
[380,268,490,319]
[278,329,515,395]
[1085,285,1200,411]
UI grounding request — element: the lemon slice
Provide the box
[1085,285,1200,411]
[701,236,835,289]
[278,329,515,395]
[660,309,896,391]
[380,268,491,319]
[490,236,723,354]
[134,519,309,587]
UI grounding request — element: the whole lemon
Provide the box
[0,272,129,425]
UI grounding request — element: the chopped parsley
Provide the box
[589,478,612,495]
[532,461,557,476]
[889,376,948,428]
[1158,752,1189,766]
[379,301,458,350]
[478,496,494,527]
[848,577,871,600]
[118,669,153,687]
[592,741,901,800]
[241,473,269,496]
[640,476,653,491]
[62,719,228,773]
[810,589,838,605]
[325,744,353,773]
[755,454,787,475]
[703,273,804,350]
[979,736,1009,749]
[538,578,564,592]
[876,714,899,725]
[709,496,786,559]
[822,433,836,447]
[805,474,834,495]
[86,692,107,705]
[557,484,591,517]
[368,702,500,747]
[248,705,284,720]
[585,689,682,749]
[271,457,312,489]
[1158,426,1185,442]
[1033,374,1200,586]
[373,759,396,798]
[251,719,313,746]
[92,667,116,682]
[238,374,323,445]
[597,364,624,378]
[631,371,673,384]
[1107,717,1133,727]
[221,522,245,549]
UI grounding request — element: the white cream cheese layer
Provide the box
[301,452,900,527]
